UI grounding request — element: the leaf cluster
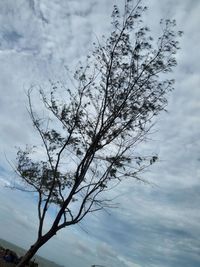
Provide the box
[14,0,182,236]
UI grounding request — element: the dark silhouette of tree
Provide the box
[13,0,182,266]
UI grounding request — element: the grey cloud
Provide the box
[2,30,22,44]
[28,0,49,24]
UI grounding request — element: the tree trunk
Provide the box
[16,231,55,267]
[16,242,40,267]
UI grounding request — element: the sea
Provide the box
[0,238,64,267]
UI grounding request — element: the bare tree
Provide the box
[13,0,182,266]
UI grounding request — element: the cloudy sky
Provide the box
[0,0,200,267]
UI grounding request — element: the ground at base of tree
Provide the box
[0,246,38,267]
[0,258,15,267]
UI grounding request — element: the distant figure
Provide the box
[0,246,6,258]
[3,249,18,263]
[3,249,13,262]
